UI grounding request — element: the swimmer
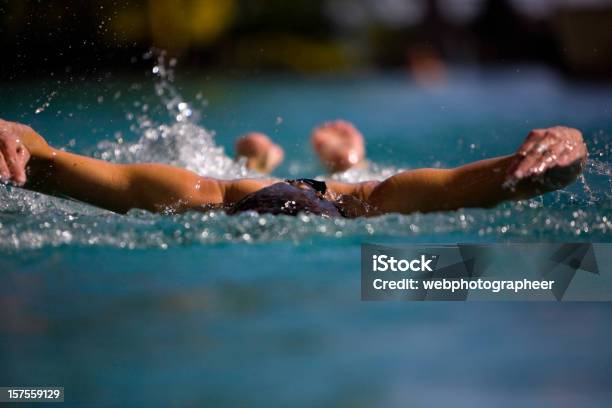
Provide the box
[0,118,587,218]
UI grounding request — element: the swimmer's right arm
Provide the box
[0,119,275,213]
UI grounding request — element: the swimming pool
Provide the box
[1,65,611,406]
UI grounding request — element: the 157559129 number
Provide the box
[1,387,64,402]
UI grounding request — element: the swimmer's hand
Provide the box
[506,126,587,190]
[0,119,51,186]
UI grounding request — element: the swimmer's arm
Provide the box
[30,150,275,213]
[29,150,276,213]
[0,119,275,213]
[366,154,583,215]
[333,127,587,215]
[24,148,225,213]
[328,157,521,214]
[364,156,523,214]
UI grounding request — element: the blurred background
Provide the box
[1,0,612,82]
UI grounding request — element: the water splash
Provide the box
[328,161,404,182]
[94,121,253,179]
[34,91,58,114]
[93,50,254,179]
[1,195,610,251]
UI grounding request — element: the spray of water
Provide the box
[92,51,255,179]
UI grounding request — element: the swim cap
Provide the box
[227,182,341,217]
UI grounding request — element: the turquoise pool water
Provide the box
[1,65,612,406]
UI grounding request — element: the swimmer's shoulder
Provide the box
[221,178,279,203]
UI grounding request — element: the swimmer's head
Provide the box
[227,182,341,217]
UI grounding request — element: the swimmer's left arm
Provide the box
[363,155,520,214]
[335,126,587,215]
